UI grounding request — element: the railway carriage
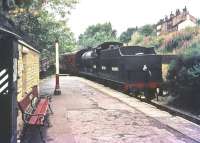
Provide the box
[60,52,78,75]
[60,47,91,75]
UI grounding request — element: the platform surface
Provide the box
[23,76,200,143]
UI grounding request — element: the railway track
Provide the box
[126,87,200,125]
[125,89,200,126]
[150,99,200,125]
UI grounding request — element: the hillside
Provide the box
[129,26,200,56]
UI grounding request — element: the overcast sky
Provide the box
[68,0,200,39]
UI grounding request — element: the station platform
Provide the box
[22,76,200,143]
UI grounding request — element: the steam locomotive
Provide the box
[60,42,162,100]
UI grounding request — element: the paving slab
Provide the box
[24,76,200,143]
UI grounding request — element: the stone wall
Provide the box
[17,42,40,138]
[17,43,39,101]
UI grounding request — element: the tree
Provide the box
[138,24,155,36]
[119,27,137,44]
[0,0,13,12]
[0,0,43,14]
[166,43,200,107]
[13,10,76,57]
[1,0,78,59]
[197,19,200,26]
[129,32,144,46]
[78,23,118,48]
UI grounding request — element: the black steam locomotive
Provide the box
[60,42,162,100]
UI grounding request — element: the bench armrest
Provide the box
[30,96,38,109]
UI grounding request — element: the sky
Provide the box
[68,0,200,39]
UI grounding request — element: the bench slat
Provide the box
[18,94,32,112]
[18,86,51,126]
[29,99,49,125]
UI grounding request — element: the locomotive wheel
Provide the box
[144,89,156,101]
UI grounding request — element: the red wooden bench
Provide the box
[18,85,52,143]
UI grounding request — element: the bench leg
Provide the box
[47,95,52,102]
[38,127,45,143]
[48,104,53,114]
[44,115,51,128]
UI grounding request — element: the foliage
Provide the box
[0,0,13,12]
[164,32,193,52]
[129,31,163,48]
[148,36,164,48]
[166,43,200,105]
[0,0,78,59]
[128,25,200,53]
[138,24,156,37]
[128,24,158,47]
[14,10,76,58]
[157,27,200,54]
[0,0,78,19]
[0,0,43,14]
[14,0,43,9]
[78,23,118,48]
[129,32,144,46]
[119,27,137,44]
[197,19,200,26]
[46,0,78,19]
[127,25,200,53]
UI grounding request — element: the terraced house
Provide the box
[156,7,197,35]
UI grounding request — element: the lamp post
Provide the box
[54,39,61,95]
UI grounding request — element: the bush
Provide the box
[166,43,200,109]
[164,32,193,52]
[147,36,164,48]
[129,32,144,45]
